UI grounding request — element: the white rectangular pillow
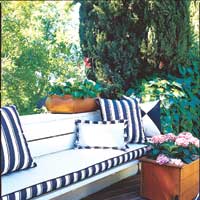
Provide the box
[75,120,128,150]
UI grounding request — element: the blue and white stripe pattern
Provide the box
[75,119,129,151]
[98,96,146,144]
[1,146,147,200]
[1,105,36,175]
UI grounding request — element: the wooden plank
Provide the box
[180,159,200,200]
[83,174,147,200]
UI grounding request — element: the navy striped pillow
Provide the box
[97,96,146,144]
[1,105,36,175]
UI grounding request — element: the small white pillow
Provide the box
[75,120,128,150]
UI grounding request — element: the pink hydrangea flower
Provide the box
[190,137,200,148]
[156,154,170,165]
[165,133,176,142]
[151,135,166,144]
[175,132,199,147]
[149,132,199,165]
[175,137,189,147]
[177,132,193,139]
[194,139,199,148]
[151,134,177,144]
[169,159,184,166]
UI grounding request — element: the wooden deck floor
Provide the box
[82,174,147,200]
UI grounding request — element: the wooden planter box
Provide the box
[45,95,98,113]
[140,157,199,200]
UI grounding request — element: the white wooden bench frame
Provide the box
[18,111,140,200]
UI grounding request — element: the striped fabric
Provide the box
[1,146,147,200]
[97,96,146,144]
[1,105,36,175]
[75,120,128,151]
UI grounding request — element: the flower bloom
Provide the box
[151,135,166,144]
[84,57,91,68]
[67,78,76,85]
[176,132,199,147]
[190,138,200,148]
[175,137,189,147]
[165,133,176,142]
[149,132,199,165]
[156,154,170,165]
[194,139,199,148]
[169,159,183,167]
[177,132,193,139]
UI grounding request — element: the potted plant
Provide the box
[140,132,199,200]
[45,58,103,113]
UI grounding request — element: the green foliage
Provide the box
[2,2,81,115]
[49,78,102,99]
[2,0,198,122]
[76,0,196,97]
[143,0,193,73]
[128,50,200,138]
[76,0,148,97]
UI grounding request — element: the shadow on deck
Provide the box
[82,174,147,200]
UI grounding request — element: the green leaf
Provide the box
[182,157,192,164]
[160,143,177,152]
[191,146,198,155]
[72,91,83,98]
[152,149,160,157]
[182,148,190,156]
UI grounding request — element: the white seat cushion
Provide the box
[2,144,146,199]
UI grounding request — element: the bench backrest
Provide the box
[20,111,102,158]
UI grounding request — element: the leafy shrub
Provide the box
[76,0,195,98]
[128,52,200,138]
[77,0,148,97]
[49,78,102,99]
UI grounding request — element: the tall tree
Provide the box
[2,1,81,114]
[145,0,192,74]
[77,0,148,97]
[77,0,193,97]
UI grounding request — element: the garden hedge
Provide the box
[76,0,193,97]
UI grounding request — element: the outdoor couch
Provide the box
[1,106,148,200]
